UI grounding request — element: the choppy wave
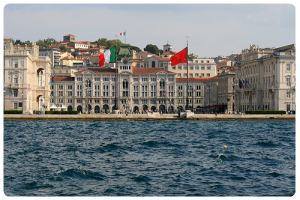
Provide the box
[255,140,278,147]
[58,168,106,180]
[4,119,295,196]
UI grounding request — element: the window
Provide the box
[67,91,72,97]
[207,73,211,77]
[13,76,18,84]
[19,102,23,107]
[287,104,291,111]
[207,66,211,70]
[134,85,139,97]
[133,77,139,82]
[67,85,72,90]
[103,77,110,81]
[159,80,165,89]
[95,77,101,81]
[287,91,291,98]
[14,102,18,109]
[201,66,205,70]
[58,91,63,96]
[122,80,129,97]
[151,85,157,97]
[142,77,148,82]
[286,64,291,71]
[38,70,44,87]
[14,61,18,68]
[286,76,291,86]
[151,61,156,68]
[77,77,82,81]
[103,85,109,97]
[142,85,148,97]
[13,89,18,97]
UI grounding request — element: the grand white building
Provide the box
[50,62,206,114]
[4,39,52,114]
[235,44,295,112]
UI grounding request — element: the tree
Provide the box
[144,44,161,55]
[14,40,32,45]
[36,38,57,48]
[59,45,67,52]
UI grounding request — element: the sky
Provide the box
[4,4,295,57]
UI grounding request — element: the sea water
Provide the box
[4,119,295,196]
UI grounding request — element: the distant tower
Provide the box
[163,43,172,52]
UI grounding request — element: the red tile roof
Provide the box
[75,67,117,75]
[176,77,218,83]
[52,76,74,82]
[132,67,175,75]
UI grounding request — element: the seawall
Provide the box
[4,114,295,121]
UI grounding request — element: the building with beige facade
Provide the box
[168,58,217,79]
[4,39,52,114]
[50,60,206,114]
[235,44,295,113]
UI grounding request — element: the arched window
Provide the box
[160,79,165,89]
[123,79,129,89]
[122,79,129,97]
[37,68,45,87]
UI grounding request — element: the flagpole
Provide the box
[186,37,189,110]
[114,43,118,112]
[124,30,127,44]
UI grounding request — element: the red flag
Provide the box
[170,47,188,66]
[98,53,105,67]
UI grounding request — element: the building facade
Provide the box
[235,44,295,112]
[51,64,178,114]
[4,39,52,114]
[169,58,217,79]
[50,62,207,114]
[216,71,236,113]
[39,48,61,67]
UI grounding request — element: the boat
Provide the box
[179,110,195,119]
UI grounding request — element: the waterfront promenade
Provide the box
[4,114,295,120]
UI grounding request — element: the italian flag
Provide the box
[98,46,117,67]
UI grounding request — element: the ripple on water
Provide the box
[4,119,295,196]
[57,168,106,181]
